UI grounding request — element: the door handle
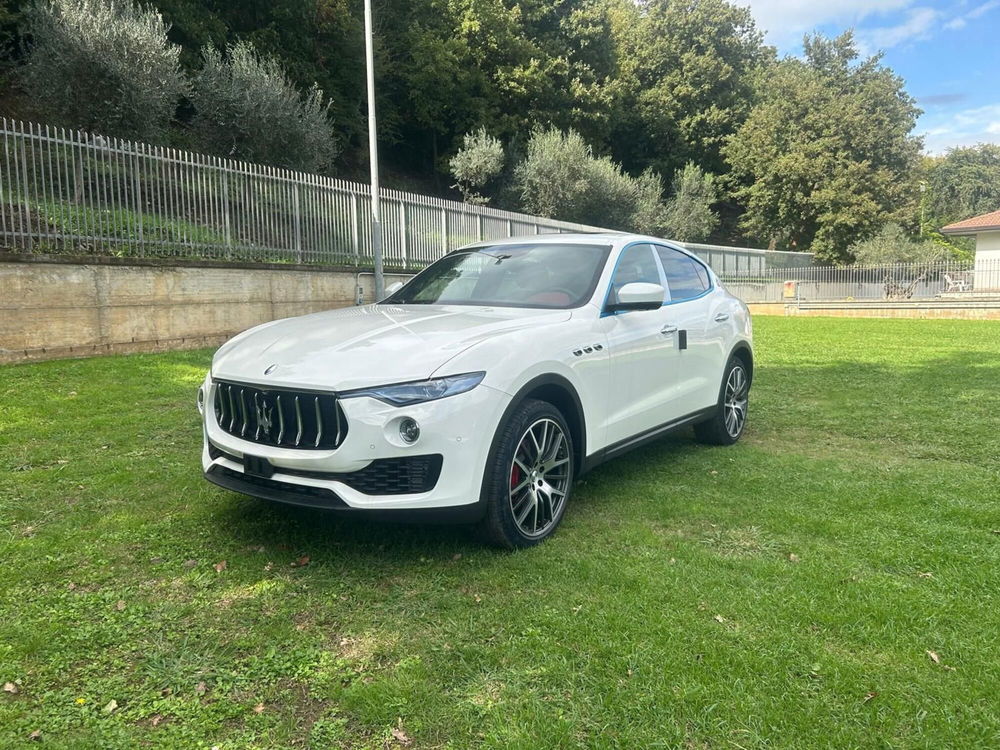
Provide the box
[714,313,730,322]
[660,325,678,335]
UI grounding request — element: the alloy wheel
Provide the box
[508,418,571,538]
[724,365,748,438]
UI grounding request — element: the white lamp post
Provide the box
[364,0,384,300]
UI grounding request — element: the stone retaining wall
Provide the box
[0,254,409,364]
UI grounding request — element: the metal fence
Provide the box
[721,259,1000,302]
[0,117,811,272]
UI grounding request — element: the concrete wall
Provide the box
[974,230,1000,292]
[0,255,410,364]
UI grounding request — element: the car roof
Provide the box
[456,232,676,249]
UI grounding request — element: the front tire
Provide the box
[478,399,574,549]
[694,356,750,446]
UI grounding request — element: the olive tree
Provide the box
[449,128,505,204]
[190,41,336,173]
[20,0,185,140]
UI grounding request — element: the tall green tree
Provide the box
[725,32,922,261]
[925,144,1000,226]
[611,0,771,178]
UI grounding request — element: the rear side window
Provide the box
[656,245,710,301]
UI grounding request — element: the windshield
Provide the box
[383,242,612,308]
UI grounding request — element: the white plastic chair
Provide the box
[943,273,969,292]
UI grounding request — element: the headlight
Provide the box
[341,372,485,406]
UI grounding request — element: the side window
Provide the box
[656,246,710,301]
[609,244,660,304]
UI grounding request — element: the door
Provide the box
[653,245,722,413]
[601,243,681,445]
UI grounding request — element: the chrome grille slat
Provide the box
[211,380,346,451]
[227,386,237,431]
[276,394,285,443]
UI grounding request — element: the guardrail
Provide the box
[0,117,812,272]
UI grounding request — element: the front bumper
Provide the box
[200,374,511,517]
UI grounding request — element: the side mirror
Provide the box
[605,282,664,313]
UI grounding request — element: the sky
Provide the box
[737,0,1000,154]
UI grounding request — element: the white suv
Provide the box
[199,233,752,547]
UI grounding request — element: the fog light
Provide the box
[399,417,420,444]
[197,386,206,415]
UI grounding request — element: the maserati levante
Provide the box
[199,234,753,547]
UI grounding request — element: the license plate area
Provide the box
[243,455,274,478]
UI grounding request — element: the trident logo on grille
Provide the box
[255,397,275,433]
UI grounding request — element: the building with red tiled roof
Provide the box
[941,209,1000,292]
[940,209,1000,235]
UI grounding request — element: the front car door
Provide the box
[653,244,725,414]
[600,243,680,445]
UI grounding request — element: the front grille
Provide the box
[208,444,443,496]
[290,455,443,495]
[212,380,347,450]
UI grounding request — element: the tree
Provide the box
[20,0,185,140]
[449,128,505,204]
[611,0,771,177]
[190,40,336,173]
[512,126,673,232]
[848,223,952,265]
[660,163,718,242]
[725,32,922,262]
[925,144,1000,226]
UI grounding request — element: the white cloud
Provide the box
[735,0,915,46]
[919,103,1000,153]
[944,0,1000,29]
[854,7,941,55]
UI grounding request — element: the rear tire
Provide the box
[477,399,574,549]
[694,356,749,446]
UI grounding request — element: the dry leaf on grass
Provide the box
[291,555,310,568]
[253,703,265,714]
[713,614,726,623]
[103,699,118,714]
[918,572,934,579]
[863,691,878,703]
[195,681,207,696]
[29,730,42,741]
[151,714,164,726]
[788,553,801,563]
[115,600,126,611]
[213,560,227,573]
[391,726,412,746]
[3,682,19,694]
[926,650,941,664]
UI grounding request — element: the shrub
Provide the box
[514,127,643,229]
[449,128,504,204]
[20,0,185,140]
[190,41,336,173]
[660,162,718,242]
[848,223,953,265]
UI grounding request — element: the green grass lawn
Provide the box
[2,317,999,748]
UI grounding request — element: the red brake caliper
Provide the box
[510,461,521,490]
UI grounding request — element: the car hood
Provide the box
[212,304,571,391]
